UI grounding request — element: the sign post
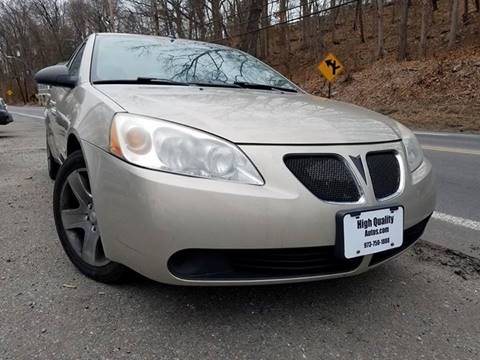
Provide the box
[317,53,344,98]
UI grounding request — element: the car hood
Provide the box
[96,85,401,144]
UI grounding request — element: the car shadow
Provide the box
[113,261,400,324]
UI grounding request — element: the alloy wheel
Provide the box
[59,168,109,266]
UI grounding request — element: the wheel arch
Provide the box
[66,133,83,157]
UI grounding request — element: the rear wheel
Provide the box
[53,150,128,283]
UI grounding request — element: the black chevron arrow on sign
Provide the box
[325,59,341,75]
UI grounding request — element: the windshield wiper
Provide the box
[92,77,189,86]
[92,78,297,92]
[233,81,297,93]
[188,81,241,89]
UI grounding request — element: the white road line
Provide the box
[415,131,480,138]
[421,145,480,156]
[10,111,44,120]
[432,211,480,231]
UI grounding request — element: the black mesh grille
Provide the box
[168,246,363,280]
[284,155,360,202]
[366,151,401,199]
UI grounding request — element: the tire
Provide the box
[46,138,60,180]
[53,150,128,283]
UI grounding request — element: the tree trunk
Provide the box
[261,0,270,57]
[23,74,29,103]
[173,4,185,38]
[358,0,365,42]
[151,0,160,35]
[241,0,263,55]
[106,0,117,32]
[463,0,469,22]
[375,0,385,59]
[448,0,459,49]
[331,0,337,44]
[211,0,222,40]
[391,0,396,24]
[194,0,206,40]
[300,0,311,46]
[432,0,438,11]
[14,76,26,104]
[279,0,289,52]
[354,0,359,30]
[398,0,409,60]
[419,0,432,57]
[475,0,480,12]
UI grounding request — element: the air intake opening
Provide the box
[168,246,363,280]
[366,151,401,199]
[284,155,360,202]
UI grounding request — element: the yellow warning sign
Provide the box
[317,53,344,82]
[6,89,13,97]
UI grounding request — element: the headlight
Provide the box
[110,113,264,185]
[395,122,424,172]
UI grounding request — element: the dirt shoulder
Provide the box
[297,45,480,133]
[332,47,480,133]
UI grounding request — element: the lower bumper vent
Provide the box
[168,246,362,280]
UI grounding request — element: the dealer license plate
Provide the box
[339,206,404,259]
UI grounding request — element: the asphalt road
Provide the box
[416,132,480,259]
[1,106,479,359]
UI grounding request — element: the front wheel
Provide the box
[53,150,128,283]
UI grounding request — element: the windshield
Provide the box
[0,99,5,110]
[91,35,297,91]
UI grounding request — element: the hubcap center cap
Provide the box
[87,208,97,224]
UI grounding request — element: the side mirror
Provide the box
[35,65,77,88]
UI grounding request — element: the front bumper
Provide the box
[82,140,435,285]
[0,113,13,125]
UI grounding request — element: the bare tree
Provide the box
[448,0,460,49]
[211,0,223,39]
[330,0,337,44]
[300,0,311,46]
[391,0,396,24]
[375,0,385,59]
[278,0,290,57]
[105,0,119,32]
[241,0,262,55]
[193,0,207,40]
[353,0,365,43]
[419,0,432,57]
[463,0,469,22]
[398,0,409,60]
[260,0,270,57]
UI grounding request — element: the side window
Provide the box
[69,44,86,77]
